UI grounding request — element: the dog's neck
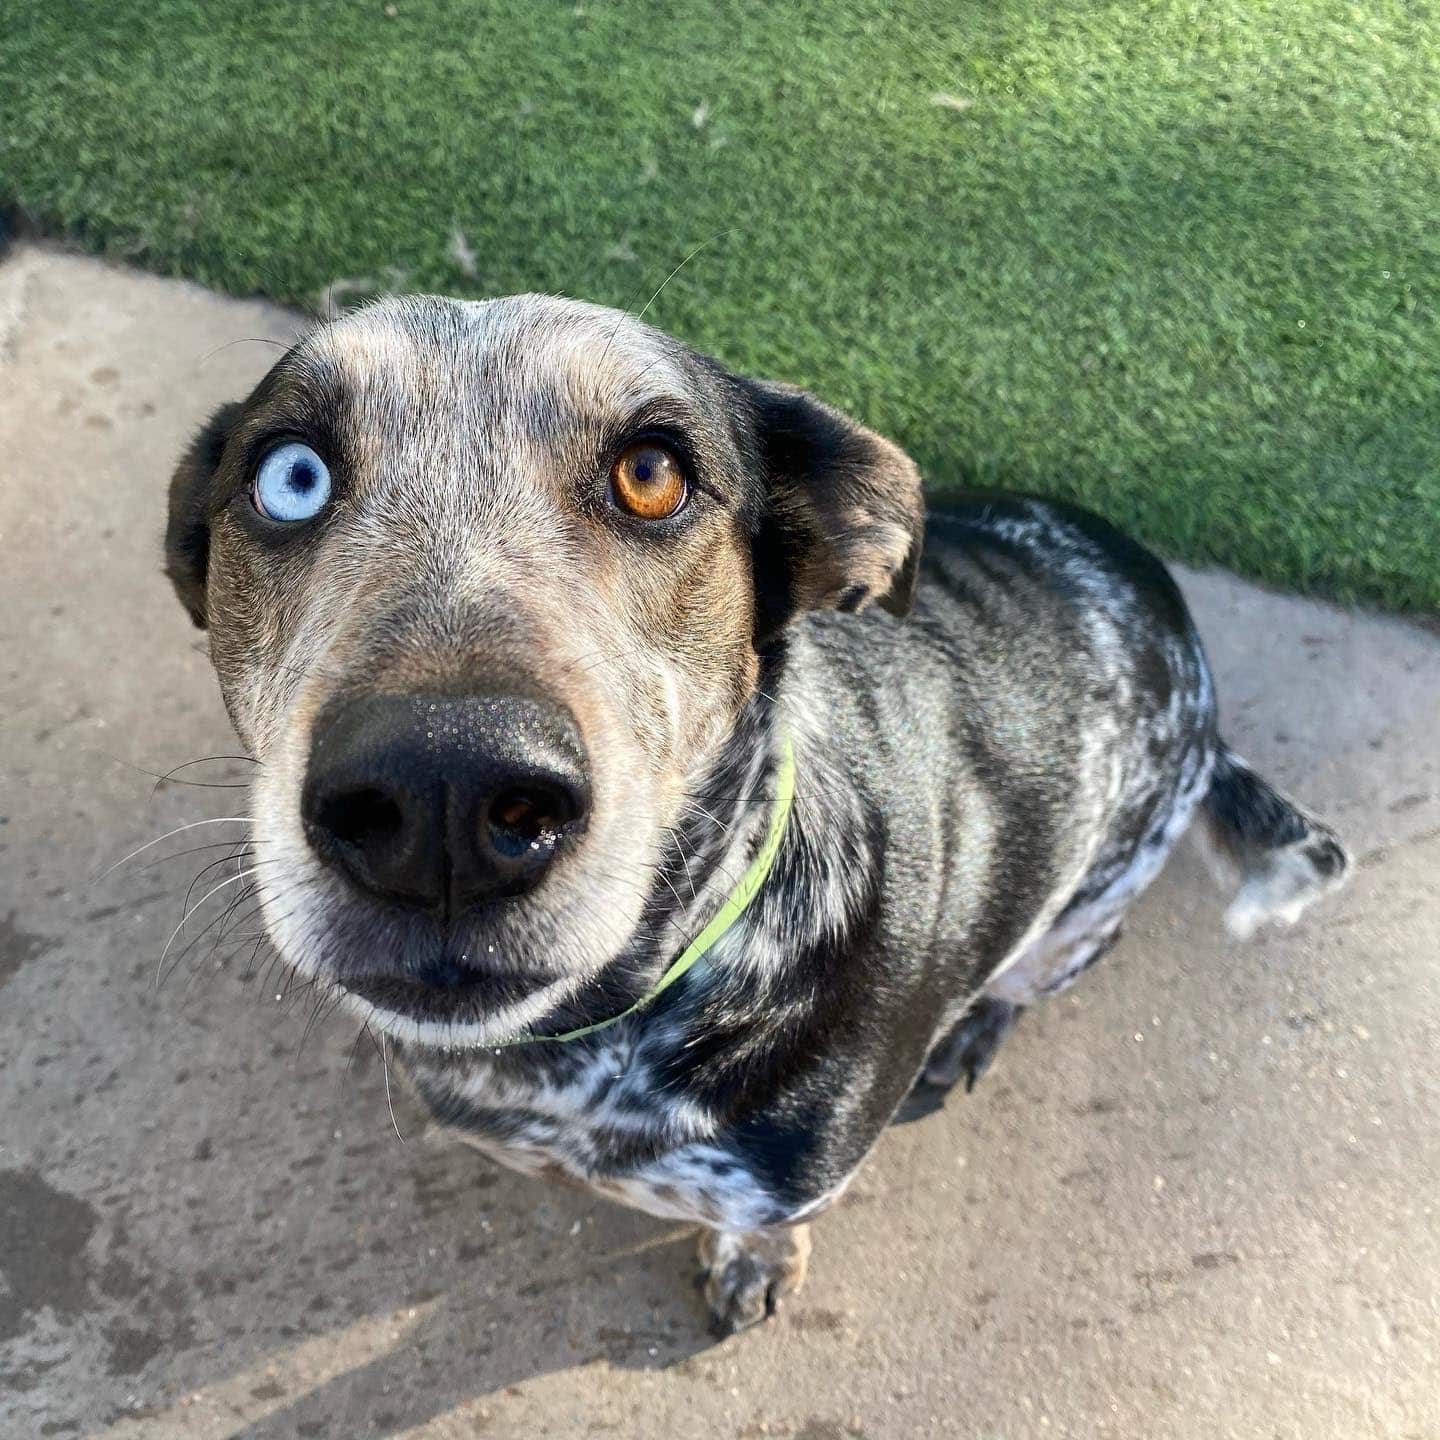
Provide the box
[559,663,796,1027]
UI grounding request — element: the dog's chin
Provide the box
[323,957,587,1049]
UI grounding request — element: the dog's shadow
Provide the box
[170,1050,725,1439]
[221,1255,711,1439]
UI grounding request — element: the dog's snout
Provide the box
[302,693,590,919]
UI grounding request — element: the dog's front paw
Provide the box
[696,1224,811,1338]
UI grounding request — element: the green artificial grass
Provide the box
[3,0,1437,610]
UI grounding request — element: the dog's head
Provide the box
[166,295,921,1046]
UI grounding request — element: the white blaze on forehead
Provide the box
[470,292,695,411]
[313,292,695,420]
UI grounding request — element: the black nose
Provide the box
[301,693,590,919]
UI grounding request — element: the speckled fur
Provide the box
[165,294,1349,1332]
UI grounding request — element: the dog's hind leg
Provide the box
[891,996,1024,1123]
[893,908,1127,1124]
[923,996,1023,1093]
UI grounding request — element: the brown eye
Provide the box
[609,441,688,520]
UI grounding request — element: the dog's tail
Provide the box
[1200,745,1350,939]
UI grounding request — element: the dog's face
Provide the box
[166,295,921,1046]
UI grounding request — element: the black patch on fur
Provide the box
[164,403,241,628]
[738,377,923,639]
[1206,750,1318,854]
[723,1102,829,1214]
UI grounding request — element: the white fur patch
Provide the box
[1223,841,1347,940]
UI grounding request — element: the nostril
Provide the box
[303,692,590,916]
[486,788,569,860]
[315,787,404,850]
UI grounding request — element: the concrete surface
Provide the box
[1,242,1437,1440]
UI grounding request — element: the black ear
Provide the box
[164,403,241,629]
[741,381,924,639]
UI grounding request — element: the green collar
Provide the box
[496,731,797,1047]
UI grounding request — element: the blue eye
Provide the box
[253,442,332,522]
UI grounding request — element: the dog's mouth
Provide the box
[335,943,564,1031]
[343,970,541,1024]
[252,813,646,1045]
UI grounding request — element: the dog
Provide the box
[164,293,1349,1335]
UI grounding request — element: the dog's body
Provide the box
[165,295,1347,1333]
[407,497,1220,1212]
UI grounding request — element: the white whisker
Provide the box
[100,817,251,879]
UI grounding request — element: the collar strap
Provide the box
[495,730,797,1047]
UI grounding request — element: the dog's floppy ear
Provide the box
[742,380,924,639]
[165,403,241,629]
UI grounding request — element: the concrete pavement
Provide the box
[1,243,1437,1439]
